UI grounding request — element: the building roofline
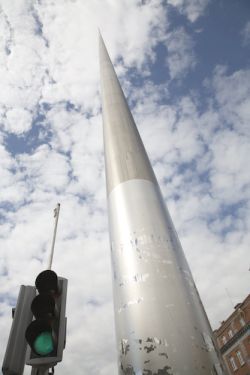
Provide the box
[213,294,250,334]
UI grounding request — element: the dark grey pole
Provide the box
[31,367,49,375]
[2,286,36,375]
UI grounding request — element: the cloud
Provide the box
[165,27,197,79]
[168,0,210,22]
[0,1,169,374]
[132,64,250,330]
[241,20,250,46]
[176,70,250,326]
[0,1,249,374]
[209,130,249,202]
[209,66,250,137]
[3,108,33,134]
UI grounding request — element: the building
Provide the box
[214,294,250,375]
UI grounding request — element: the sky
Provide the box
[0,0,249,374]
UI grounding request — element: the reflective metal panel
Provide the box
[99,33,156,195]
[108,179,225,374]
[99,32,227,375]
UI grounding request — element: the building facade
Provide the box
[214,294,250,375]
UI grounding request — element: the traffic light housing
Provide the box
[25,270,67,368]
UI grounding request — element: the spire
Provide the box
[99,33,156,195]
[99,34,227,375]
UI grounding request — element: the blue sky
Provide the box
[0,1,249,374]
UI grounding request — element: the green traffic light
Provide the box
[34,331,54,355]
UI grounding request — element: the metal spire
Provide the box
[99,32,156,195]
[99,33,227,375]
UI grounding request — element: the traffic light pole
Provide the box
[2,285,36,375]
[31,367,51,375]
[2,204,66,375]
[47,203,60,270]
[24,203,68,375]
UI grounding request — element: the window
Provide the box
[228,329,233,338]
[222,336,227,345]
[239,317,245,327]
[229,357,237,371]
[236,351,245,366]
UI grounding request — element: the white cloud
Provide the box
[18,146,70,191]
[0,2,168,374]
[132,65,250,332]
[166,27,197,79]
[168,0,210,22]
[0,1,249,374]
[180,219,250,327]
[186,66,250,218]
[209,130,250,202]
[4,108,33,134]
[210,66,250,137]
[172,70,250,328]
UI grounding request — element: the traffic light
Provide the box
[25,270,68,369]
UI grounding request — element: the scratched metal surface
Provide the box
[108,179,225,374]
[99,33,227,375]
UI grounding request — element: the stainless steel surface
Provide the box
[109,180,224,374]
[99,33,227,374]
[99,33,156,195]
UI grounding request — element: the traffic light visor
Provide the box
[35,270,58,295]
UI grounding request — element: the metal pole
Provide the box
[99,33,228,374]
[31,367,49,375]
[47,203,60,270]
[2,286,36,375]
